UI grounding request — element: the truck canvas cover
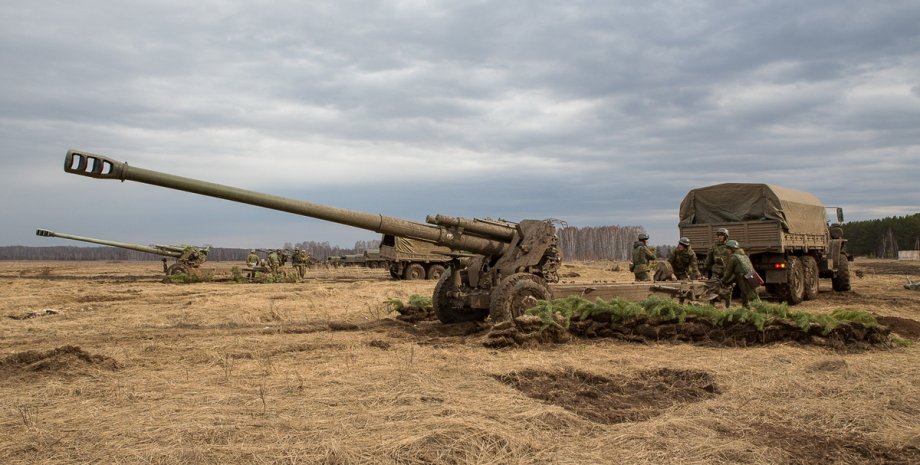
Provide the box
[393,237,452,255]
[679,183,828,235]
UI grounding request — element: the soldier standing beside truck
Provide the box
[703,228,731,279]
[631,233,656,281]
[720,240,761,308]
[669,237,700,280]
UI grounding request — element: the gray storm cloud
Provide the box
[1,0,918,248]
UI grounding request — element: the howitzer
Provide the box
[36,228,209,276]
[64,150,562,323]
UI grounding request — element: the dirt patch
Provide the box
[391,303,437,323]
[806,358,848,372]
[368,339,391,350]
[496,367,719,424]
[856,260,920,276]
[0,345,120,376]
[7,309,62,320]
[733,422,920,465]
[877,316,920,340]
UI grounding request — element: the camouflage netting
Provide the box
[678,183,828,235]
[485,296,895,349]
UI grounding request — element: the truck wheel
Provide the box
[427,265,446,280]
[432,271,488,323]
[803,256,819,300]
[404,263,426,280]
[489,273,552,323]
[781,256,805,305]
[832,252,851,291]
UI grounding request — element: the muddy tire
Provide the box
[803,255,819,300]
[427,264,446,280]
[489,273,552,323]
[832,252,851,291]
[166,263,190,276]
[403,263,426,280]
[432,270,488,323]
[780,256,805,305]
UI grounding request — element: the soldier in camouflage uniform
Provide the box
[669,237,700,280]
[703,228,732,279]
[246,249,259,280]
[292,248,308,279]
[720,240,761,308]
[267,250,281,276]
[631,233,656,282]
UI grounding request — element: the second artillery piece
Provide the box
[36,228,209,276]
[64,150,718,324]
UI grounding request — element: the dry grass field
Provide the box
[1,258,919,464]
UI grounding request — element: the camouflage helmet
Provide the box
[250,249,256,253]
[678,237,691,246]
[638,233,649,241]
[717,228,729,236]
[725,239,740,249]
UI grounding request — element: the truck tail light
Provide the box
[774,263,786,269]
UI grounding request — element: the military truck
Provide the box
[678,183,851,304]
[362,249,389,269]
[379,234,452,280]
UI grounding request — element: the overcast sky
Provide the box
[2,0,918,250]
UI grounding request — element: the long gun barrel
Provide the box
[64,150,508,256]
[36,228,183,257]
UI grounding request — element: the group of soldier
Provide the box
[245,248,311,281]
[632,228,761,307]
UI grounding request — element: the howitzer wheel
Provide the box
[489,273,552,323]
[404,263,426,280]
[427,265,446,280]
[832,252,851,291]
[166,263,191,276]
[432,271,488,323]
[803,255,819,300]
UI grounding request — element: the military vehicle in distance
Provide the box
[379,234,452,280]
[64,150,724,323]
[678,183,851,304]
[36,228,209,276]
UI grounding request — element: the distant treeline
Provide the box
[557,225,646,261]
[3,226,653,261]
[0,241,378,261]
[842,213,920,258]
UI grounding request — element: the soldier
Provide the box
[246,249,259,280]
[631,233,656,282]
[669,237,700,280]
[703,228,732,279]
[720,240,761,308]
[267,250,281,276]
[292,248,308,279]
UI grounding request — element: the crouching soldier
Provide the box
[720,240,761,308]
[669,237,700,280]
